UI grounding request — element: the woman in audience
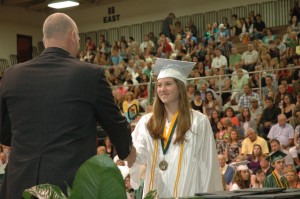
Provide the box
[203,90,219,119]
[247,144,262,173]
[210,110,221,135]
[282,93,296,123]
[122,91,139,122]
[217,68,231,105]
[240,107,256,137]
[104,136,116,159]
[216,121,226,140]
[275,84,287,108]
[252,169,266,188]
[240,17,253,43]
[126,79,140,99]
[224,128,242,163]
[221,107,240,127]
[289,15,300,33]
[229,163,251,191]
[191,90,203,113]
[262,28,276,45]
[114,91,124,112]
[277,60,292,82]
[286,168,300,188]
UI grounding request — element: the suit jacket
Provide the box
[0,47,132,198]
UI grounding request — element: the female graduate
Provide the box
[130,58,223,198]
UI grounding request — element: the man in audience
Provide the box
[238,84,262,113]
[218,154,234,190]
[241,128,269,156]
[262,75,278,101]
[269,139,294,169]
[259,97,282,139]
[211,48,228,70]
[229,47,242,73]
[241,43,259,72]
[249,97,263,128]
[162,13,176,42]
[199,82,218,101]
[0,13,136,198]
[139,34,154,52]
[252,14,266,40]
[267,114,294,150]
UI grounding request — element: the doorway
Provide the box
[17,34,32,63]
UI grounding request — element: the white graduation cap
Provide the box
[230,160,250,171]
[153,58,195,85]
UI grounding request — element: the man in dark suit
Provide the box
[0,13,136,198]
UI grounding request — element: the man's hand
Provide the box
[125,145,137,168]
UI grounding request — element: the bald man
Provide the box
[267,114,294,150]
[0,13,135,198]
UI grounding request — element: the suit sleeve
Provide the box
[0,79,12,146]
[93,69,132,160]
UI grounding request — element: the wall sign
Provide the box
[103,6,120,23]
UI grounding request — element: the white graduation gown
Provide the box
[130,110,223,198]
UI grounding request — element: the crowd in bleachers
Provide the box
[76,3,300,194]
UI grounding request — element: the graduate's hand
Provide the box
[125,145,137,168]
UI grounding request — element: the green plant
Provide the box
[23,155,127,199]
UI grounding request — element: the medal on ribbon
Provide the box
[159,112,178,171]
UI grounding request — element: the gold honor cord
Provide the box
[272,171,289,188]
[148,112,184,197]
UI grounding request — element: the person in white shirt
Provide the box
[211,48,228,69]
[267,114,294,150]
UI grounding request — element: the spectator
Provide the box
[249,97,263,128]
[229,47,242,72]
[275,84,287,108]
[191,90,203,113]
[240,17,253,43]
[85,37,97,52]
[215,23,230,43]
[123,91,139,123]
[289,125,300,165]
[229,161,251,191]
[289,15,300,33]
[221,107,240,128]
[224,128,242,163]
[267,114,294,150]
[210,110,221,135]
[269,139,294,169]
[229,69,249,106]
[262,28,276,45]
[252,14,266,40]
[211,48,227,70]
[241,43,259,72]
[282,94,296,123]
[252,169,266,188]
[162,13,176,42]
[240,107,256,136]
[203,90,219,119]
[241,128,269,156]
[238,84,262,113]
[230,14,242,36]
[259,97,282,139]
[285,168,300,188]
[247,144,263,173]
[218,154,235,190]
[261,75,278,102]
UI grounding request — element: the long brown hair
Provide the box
[232,170,251,189]
[147,78,192,144]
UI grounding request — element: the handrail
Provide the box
[112,65,300,106]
